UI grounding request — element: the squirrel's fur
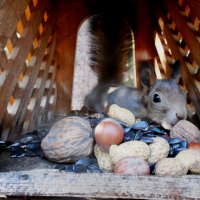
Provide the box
[84,0,188,130]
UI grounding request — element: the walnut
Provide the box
[41,117,93,163]
[170,120,200,143]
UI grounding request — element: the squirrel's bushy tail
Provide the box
[88,1,133,84]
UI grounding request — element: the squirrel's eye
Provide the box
[153,94,161,103]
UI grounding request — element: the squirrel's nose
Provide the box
[176,113,185,120]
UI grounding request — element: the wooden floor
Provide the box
[0,150,200,199]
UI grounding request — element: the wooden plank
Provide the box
[0,0,30,50]
[164,0,200,67]
[162,17,200,119]
[8,22,53,140]
[0,0,49,126]
[0,169,199,199]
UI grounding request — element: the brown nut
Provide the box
[94,118,124,150]
[41,117,93,163]
[170,120,200,143]
[188,142,200,150]
[114,157,150,175]
[108,104,135,126]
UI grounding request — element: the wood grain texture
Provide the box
[8,22,53,140]
[0,169,199,199]
[28,36,56,131]
[164,0,200,67]
[0,0,30,50]
[161,15,200,119]
[38,61,57,125]
[185,0,200,21]
[0,0,49,125]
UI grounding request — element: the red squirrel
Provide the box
[84,0,187,130]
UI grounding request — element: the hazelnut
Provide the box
[114,157,150,175]
[94,118,124,150]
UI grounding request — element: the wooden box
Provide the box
[0,0,200,199]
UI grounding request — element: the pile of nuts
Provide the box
[41,104,200,176]
[94,104,200,176]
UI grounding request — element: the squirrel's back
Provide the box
[84,2,188,130]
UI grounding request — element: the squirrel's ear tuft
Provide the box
[170,60,181,83]
[138,61,154,90]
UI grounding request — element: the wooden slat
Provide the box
[10,67,32,100]
[46,85,57,121]
[185,0,200,21]
[44,66,57,111]
[9,22,53,140]
[37,62,56,125]
[0,51,7,69]
[162,17,200,119]
[28,37,56,131]
[155,32,172,77]
[0,0,49,125]
[0,169,199,199]
[0,1,30,71]
[164,0,200,67]
[0,0,30,50]
[179,0,195,23]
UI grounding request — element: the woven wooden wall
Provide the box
[0,0,57,140]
